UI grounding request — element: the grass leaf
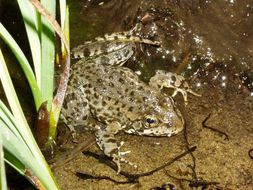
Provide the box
[0,51,59,189]
[0,132,7,190]
[0,23,42,110]
[40,0,56,110]
[16,0,42,88]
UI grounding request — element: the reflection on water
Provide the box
[70,0,253,96]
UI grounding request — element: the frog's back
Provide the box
[71,59,158,122]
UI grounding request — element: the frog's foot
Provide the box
[170,86,201,103]
[95,122,136,174]
[149,70,201,104]
[69,125,77,139]
[111,141,137,174]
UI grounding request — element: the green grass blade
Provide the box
[0,50,59,189]
[16,0,42,88]
[0,23,42,110]
[60,0,70,53]
[0,49,34,137]
[0,132,7,190]
[40,0,56,110]
[0,107,56,189]
[30,0,71,141]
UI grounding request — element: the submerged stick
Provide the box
[79,146,196,183]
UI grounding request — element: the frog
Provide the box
[60,31,198,173]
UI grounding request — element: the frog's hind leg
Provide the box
[91,43,136,67]
[102,31,160,46]
[60,86,90,138]
[149,70,201,104]
[95,121,136,173]
[72,31,160,60]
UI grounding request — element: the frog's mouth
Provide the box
[124,122,184,137]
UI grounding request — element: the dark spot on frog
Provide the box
[126,34,131,39]
[102,134,110,138]
[83,102,88,107]
[102,101,106,106]
[115,42,122,46]
[128,97,134,102]
[109,82,114,87]
[82,115,88,120]
[114,35,118,40]
[138,86,144,91]
[62,103,68,110]
[115,52,123,61]
[171,75,176,83]
[97,78,103,83]
[96,108,102,112]
[107,139,117,143]
[114,100,119,105]
[143,97,148,102]
[94,93,99,99]
[117,112,123,117]
[103,112,109,117]
[118,78,125,84]
[129,91,135,96]
[83,48,91,57]
[93,100,99,105]
[128,107,134,112]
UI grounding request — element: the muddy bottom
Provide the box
[53,71,253,190]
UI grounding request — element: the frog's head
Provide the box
[124,97,184,137]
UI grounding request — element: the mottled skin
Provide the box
[61,31,197,173]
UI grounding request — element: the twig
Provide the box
[248,148,253,160]
[164,171,219,189]
[183,123,197,179]
[202,113,229,140]
[49,136,95,169]
[79,146,196,183]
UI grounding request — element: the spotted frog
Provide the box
[61,31,198,173]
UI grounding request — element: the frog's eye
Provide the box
[146,118,156,124]
[144,115,158,127]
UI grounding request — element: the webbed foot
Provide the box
[149,70,201,104]
[95,122,136,174]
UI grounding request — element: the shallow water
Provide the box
[53,1,253,189]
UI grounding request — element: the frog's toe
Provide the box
[110,142,136,173]
[112,151,137,174]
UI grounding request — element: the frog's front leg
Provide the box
[149,70,200,104]
[95,121,135,173]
